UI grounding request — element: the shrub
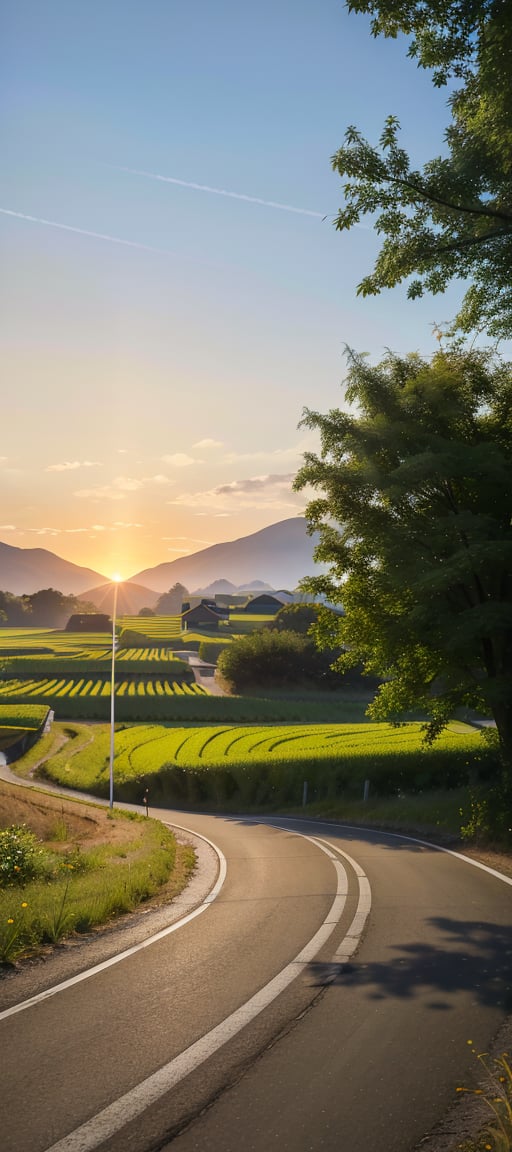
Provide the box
[0,824,44,885]
[217,629,340,691]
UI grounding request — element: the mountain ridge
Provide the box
[131,518,320,593]
[0,541,108,597]
[0,518,321,598]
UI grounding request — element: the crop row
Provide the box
[2,654,194,679]
[0,678,207,699]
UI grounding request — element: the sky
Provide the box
[1,0,469,581]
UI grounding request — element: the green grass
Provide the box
[0,792,195,964]
[290,787,472,836]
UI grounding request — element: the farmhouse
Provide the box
[181,600,229,631]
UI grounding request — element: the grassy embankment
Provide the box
[0,773,195,965]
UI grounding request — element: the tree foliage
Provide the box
[23,589,81,629]
[332,0,512,337]
[156,583,189,615]
[0,591,31,626]
[272,603,324,634]
[294,346,512,767]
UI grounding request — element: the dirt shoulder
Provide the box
[0,777,135,853]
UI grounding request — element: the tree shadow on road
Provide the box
[308,915,512,1011]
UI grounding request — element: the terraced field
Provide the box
[118,615,182,639]
[0,629,112,653]
[36,719,490,809]
[0,702,50,756]
[0,630,210,720]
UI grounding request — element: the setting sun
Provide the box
[111,573,123,583]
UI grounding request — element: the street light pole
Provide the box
[109,579,120,810]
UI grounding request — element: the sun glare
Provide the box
[111,573,123,583]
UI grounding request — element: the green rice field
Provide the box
[36,719,492,809]
[0,629,113,653]
[0,677,207,700]
[0,703,50,729]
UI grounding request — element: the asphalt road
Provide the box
[1,807,511,1152]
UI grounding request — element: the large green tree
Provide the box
[333,0,512,337]
[294,346,512,771]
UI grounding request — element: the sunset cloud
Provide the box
[169,472,304,513]
[216,473,295,495]
[161,453,203,468]
[192,439,223,449]
[46,460,101,472]
[222,438,316,466]
[74,472,175,501]
[162,535,212,545]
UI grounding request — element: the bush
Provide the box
[217,629,340,691]
[0,824,44,885]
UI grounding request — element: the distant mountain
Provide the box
[192,579,238,596]
[132,518,322,594]
[0,541,107,597]
[240,580,274,591]
[0,519,323,603]
[192,578,274,596]
[79,582,159,615]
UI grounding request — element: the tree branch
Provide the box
[386,173,512,223]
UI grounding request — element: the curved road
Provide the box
[0,804,511,1152]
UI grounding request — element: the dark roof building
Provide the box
[182,603,227,631]
[65,613,111,632]
[242,593,288,613]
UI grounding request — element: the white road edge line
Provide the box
[267,815,512,887]
[42,832,357,1152]
[308,837,372,963]
[0,822,227,1023]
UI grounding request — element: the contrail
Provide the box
[0,207,173,255]
[114,165,326,218]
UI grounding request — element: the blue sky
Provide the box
[1,0,468,578]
